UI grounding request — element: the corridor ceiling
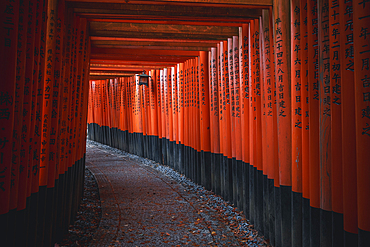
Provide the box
[65,0,272,79]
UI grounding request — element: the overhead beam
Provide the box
[90,59,178,67]
[70,3,262,21]
[90,54,195,62]
[90,64,170,69]
[89,22,239,40]
[90,22,238,35]
[67,0,272,7]
[83,17,250,26]
[91,47,200,56]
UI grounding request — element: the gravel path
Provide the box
[58,140,270,246]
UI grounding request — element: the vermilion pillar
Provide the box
[353,0,370,243]
[329,1,344,245]
[273,0,292,245]
[307,0,320,245]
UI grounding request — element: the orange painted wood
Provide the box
[0,0,20,207]
[260,17,268,175]
[228,38,235,159]
[160,70,166,140]
[240,24,250,165]
[291,0,302,193]
[353,0,370,233]
[211,48,220,154]
[20,0,38,208]
[217,43,223,154]
[195,58,200,152]
[261,11,274,179]
[80,34,91,161]
[208,53,213,153]
[318,0,332,212]
[72,18,88,165]
[156,70,162,139]
[249,20,256,168]
[233,36,242,161]
[300,0,310,199]
[254,19,263,172]
[222,41,231,159]
[199,51,211,152]
[120,78,128,132]
[178,64,184,144]
[58,10,74,177]
[31,0,48,193]
[149,70,158,136]
[48,0,66,186]
[329,0,342,215]
[91,47,200,57]
[10,0,29,210]
[273,0,291,186]
[67,16,81,169]
[307,0,320,208]
[169,67,174,142]
[190,59,195,150]
[164,68,169,140]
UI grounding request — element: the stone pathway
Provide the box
[85,142,269,246]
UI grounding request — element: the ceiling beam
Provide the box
[90,59,179,66]
[90,54,195,62]
[91,47,200,56]
[67,0,272,7]
[70,3,262,21]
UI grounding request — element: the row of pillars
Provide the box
[87,0,370,246]
[0,0,90,246]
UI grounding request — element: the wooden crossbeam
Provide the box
[91,47,200,56]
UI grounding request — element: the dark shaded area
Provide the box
[57,169,102,246]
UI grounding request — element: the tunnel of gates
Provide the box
[87,2,370,247]
[0,0,370,246]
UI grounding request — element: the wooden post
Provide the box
[273,0,292,245]
[353,0,370,244]
[240,24,250,220]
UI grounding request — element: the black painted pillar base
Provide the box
[214,154,222,196]
[292,191,302,247]
[14,207,28,246]
[274,186,282,247]
[232,158,238,206]
[169,141,174,169]
[179,143,184,174]
[202,151,211,191]
[243,162,250,220]
[320,209,332,247]
[36,186,47,247]
[222,156,231,202]
[256,170,264,234]
[332,211,344,247]
[344,230,358,247]
[196,150,201,185]
[302,197,310,247]
[189,147,194,181]
[280,185,292,247]
[44,186,56,247]
[174,142,179,171]
[263,173,269,240]
[310,206,320,247]
[236,160,244,212]
[359,228,370,247]
[27,192,39,247]
[184,145,189,177]
[249,165,256,225]
[267,178,274,246]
